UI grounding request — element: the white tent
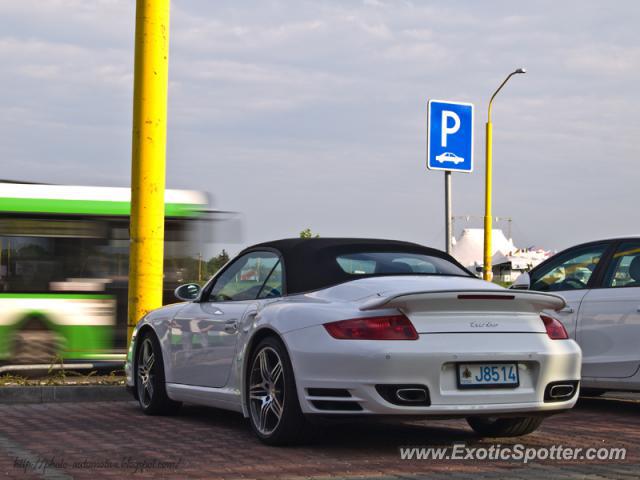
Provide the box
[451,228,551,281]
[451,228,515,269]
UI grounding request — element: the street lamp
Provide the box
[482,67,526,281]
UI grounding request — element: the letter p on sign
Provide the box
[441,111,460,148]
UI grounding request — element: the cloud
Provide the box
[0,0,638,252]
[565,45,640,76]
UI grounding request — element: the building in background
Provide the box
[451,228,552,283]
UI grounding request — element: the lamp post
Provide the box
[482,68,526,281]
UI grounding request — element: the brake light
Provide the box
[324,315,418,340]
[541,314,569,340]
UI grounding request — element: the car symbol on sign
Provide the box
[435,152,464,164]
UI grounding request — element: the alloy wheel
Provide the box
[137,337,156,408]
[249,346,285,436]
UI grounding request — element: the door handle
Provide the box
[224,321,238,333]
[559,306,574,314]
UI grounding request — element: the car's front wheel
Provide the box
[466,416,543,437]
[246,336,308,445]
[136,331,181,415]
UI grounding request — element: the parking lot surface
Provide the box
[1,394,638,479]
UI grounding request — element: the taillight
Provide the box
[541,314,569,340]
[324,314,418,340]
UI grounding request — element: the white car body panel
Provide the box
[551,289,588,339]
[577,286,640,379]
[170,300,253,388]
[126,273,581,418]
[286,328,580,415]
[522,236,640,392]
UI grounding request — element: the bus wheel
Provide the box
[11,317,63,365]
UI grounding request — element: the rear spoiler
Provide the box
[359,289,565,313]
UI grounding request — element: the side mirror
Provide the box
[174,283,201,301]
[510,272,531,290]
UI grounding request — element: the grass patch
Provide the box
[0,364,125,387]
[0,372,125,387]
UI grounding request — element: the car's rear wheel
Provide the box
[466,416,543,437]
[247,336,308,445]
[136,331,181,415]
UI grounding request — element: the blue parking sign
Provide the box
[427,100,474,173]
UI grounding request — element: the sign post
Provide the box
[427,100,474,254]
[444,171,452,253]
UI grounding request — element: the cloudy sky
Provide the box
[1,0,638,254]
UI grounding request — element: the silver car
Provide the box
[126,238,581,445]
[513,236,640,395]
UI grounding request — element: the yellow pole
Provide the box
[127,0,171,345]
[483,121,493,281]
[482,68,526,282]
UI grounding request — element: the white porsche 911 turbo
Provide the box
[125,238,581,445]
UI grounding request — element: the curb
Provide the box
[0,385,132,404]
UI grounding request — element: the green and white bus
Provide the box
[0,181,213,365]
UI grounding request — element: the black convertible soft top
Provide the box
[239,238,471,295]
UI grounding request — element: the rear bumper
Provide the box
[283,328,582,416]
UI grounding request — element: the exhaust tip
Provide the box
[544,380,579,402]
[549,384,574,399]
[395,388,428,403]
[375,384,431,406]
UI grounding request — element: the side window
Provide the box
[531,244,607,292]
[208,251,279,302]
[604,242,640,288]
[257,261,283,299]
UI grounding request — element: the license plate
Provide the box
[457,362,519,389]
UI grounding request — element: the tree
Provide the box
[207,249,230,276]
[299,228,319,239]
